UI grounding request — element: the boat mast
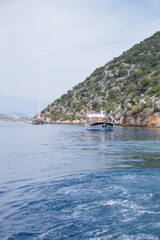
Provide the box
[37,101,40,118]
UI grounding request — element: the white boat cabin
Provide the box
[86,110,106,123]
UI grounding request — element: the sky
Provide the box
[0,0,160,106]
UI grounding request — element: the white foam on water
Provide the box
[120,201,140,211]
[121,216,136,222]
[34,224,73,240]
[73,203,96,213]
[90,234,114,240]
[154,222,160,227]
[130,204,140,210]
[138,210,160,215]
[137,193,153,200]
[112,185,128,195]
[72,209,81,217]
[34,229,57,240]
[56,187,79,195]
[117,233,159,240]
[101,200,118,206]
[122,175,136,179]
[89,237,101,240]
[88,225,109,236]
[100,199,128,206]
[100,229,110,234]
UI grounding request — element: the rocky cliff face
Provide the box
[118,112,160,127]
[41,32,160,127]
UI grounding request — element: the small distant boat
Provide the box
[85,110,114,131]
[31,118,44,125]
[31,101,45,125]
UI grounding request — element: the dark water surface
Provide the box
[0,123,160,239]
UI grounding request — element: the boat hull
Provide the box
[31,119,44,125]
[85,122,113,131]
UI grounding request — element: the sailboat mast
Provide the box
[39,101,40,115]
[37,101,40,118]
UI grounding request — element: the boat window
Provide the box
[93,118,98,121]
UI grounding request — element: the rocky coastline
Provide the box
[115,112,160,128]
[40,111,160,128]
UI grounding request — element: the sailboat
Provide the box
[31,102,44,125]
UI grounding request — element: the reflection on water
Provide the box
[74,126,160,171]
[0,124,160,184]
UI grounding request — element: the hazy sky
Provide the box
[1,0,160,103]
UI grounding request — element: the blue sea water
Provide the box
[0,123,160,240]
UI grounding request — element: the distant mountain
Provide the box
[0,113,30,122]
[7,112,30,120]
[41,31,160,127]
[0,114,13,122]
[0,95,50,117]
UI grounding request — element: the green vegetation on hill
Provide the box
[41,31,160,123]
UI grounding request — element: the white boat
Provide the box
[85,110,114,131]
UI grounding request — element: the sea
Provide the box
[0,123,160,240]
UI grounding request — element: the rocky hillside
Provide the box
[0,114,14,122]
[0,113,30,122]
[41,31,160,127]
